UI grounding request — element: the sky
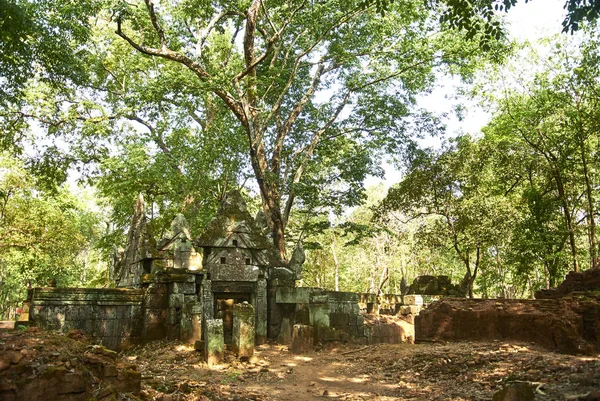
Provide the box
[368,0,570,187]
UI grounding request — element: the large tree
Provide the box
[109,0,500,262]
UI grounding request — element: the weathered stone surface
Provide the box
[255,279,268,344]
[399,305,420,315]
[181,302,202,343]
[403,295,424,306]
[113,194,155,288]
[204,319,225,366]
[206,261,261,281]
[277,317,293,344]
[158,222,203,271]
[416,298,600,355]
[291,324,313,354]
[309,304,330,343]
[288,243,305,280]
[196,190,271,251]
[170,282,196,295]
[169,294,184,309]
[536,269,600,299]
[276,287,313,304]
[26,288,145,351]
[232,302,255,358]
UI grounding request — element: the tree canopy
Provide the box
[1,0,600,302]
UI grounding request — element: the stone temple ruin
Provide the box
[20,190,422,357]
[18,189,600,357]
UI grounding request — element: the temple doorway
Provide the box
[214,293,251,343]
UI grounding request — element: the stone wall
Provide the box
[536,269,600,299]
[275,287,417,345]
[27,288,145,351]
[415,297,600,355]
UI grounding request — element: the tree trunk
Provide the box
[552,168,579,272]
[331,237,340,292]
[578,126,597,268]
[248,140,288,263]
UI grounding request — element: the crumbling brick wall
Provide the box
[415,297,600,355]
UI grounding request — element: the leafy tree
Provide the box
[107,0,501,263]
[0,153,107,319]
[483,32,600,272]
[0,0,102,106]
[377,136,516,297]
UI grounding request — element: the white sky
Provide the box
[368,0,569,187]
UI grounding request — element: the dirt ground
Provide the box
[123,339,600,401]
[2,328,600,400]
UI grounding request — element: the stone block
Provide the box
[309,304,330,343]
[276,287,311,304]
[310,295,328,304]
[291,324,313,354]
[170,282,196,295]
[184,294,197,305]
[399,305,420,315]
[204,319,224,366]
[329,312,350,328]
[146,283,168,294]
[232,302,255,358]
[169,293,184,308]
[404,295,423,306]
[326,291,359,303]
[144,292,168,309]
[295,304,310,325]
[181,304,202,344]
[277,317,292,344]
[167,308,179,325]
[144,309,167,325]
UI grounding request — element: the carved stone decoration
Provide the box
[115,194,155,287]
[169,213,192,240]
[288,242,305,280]
[196,190,271,273]
[158,214,202,270]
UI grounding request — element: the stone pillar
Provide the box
[142,283,168,341]
[255,278,267,344]
[277,316,292,344]
[181,302,202,344]
[309,303,330,344]
[232,302,255,358]
[291,324,313,354]
[204,319,224,366]
[200,279,213,333]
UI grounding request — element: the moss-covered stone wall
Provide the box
[27,288,145,350]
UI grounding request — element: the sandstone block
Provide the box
[232,302,255,358]
[204,319,224,366]
[291,324,313,354]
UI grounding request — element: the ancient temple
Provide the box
[23,190,413,352]
[195,190,269,344]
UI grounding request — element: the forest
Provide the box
[1,0,600,319]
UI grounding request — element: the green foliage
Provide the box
[0,0,101,106]
[0,153,108,319]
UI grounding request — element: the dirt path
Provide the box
[4,327,599,400]
[241,344,403,400]
[129,341,598,401]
